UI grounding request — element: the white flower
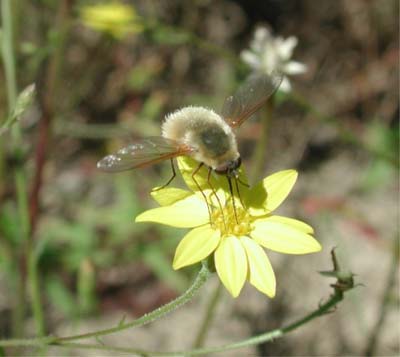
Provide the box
[240,27,307,92]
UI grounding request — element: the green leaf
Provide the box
[0,201,21,245]
[0,83,35,135]
[46,276,78,318]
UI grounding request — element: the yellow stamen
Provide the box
[211,203,251,237]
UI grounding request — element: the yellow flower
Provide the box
[79,2,143,39]
[136,157,321,298]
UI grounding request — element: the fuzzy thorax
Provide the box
[162,106,239,170]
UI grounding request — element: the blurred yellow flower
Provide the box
[136,157,321,298]
[79,2,143,39]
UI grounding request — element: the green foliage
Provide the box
[360,120,398,190]
[0,84,35,135]
[128,64,160,90]
[150,25,191,45]
[0,202,20,245]
[45,276,79,318]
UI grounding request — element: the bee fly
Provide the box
[98,72,282,220]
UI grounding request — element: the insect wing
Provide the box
[222,71,283,128]
[97,136,193,172]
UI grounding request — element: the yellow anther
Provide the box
[211,203,251,237]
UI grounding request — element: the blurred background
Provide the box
[0,0,398,355]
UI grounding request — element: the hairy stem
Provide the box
[57,262,211,342]
[0,279,351,355]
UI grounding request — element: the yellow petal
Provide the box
[173,225,220,269]
[241,237,276,298]
[214,236,248,297]
[251,220,321,254]
[177,156,210,193]
[259,215,314,234]
[135,195,209,228]
[151,187,192,206]
[247,170,298,216]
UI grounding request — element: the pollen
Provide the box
[211,202,252,237]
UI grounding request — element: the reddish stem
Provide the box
[29,108,51,235]
[28,0,74,236]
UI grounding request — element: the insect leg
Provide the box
[192,163,212,221]
[237,177,250,188]
[152,159,176,191]
[206,167,226,230]
[234,176,246,209]
[227,176,238,224]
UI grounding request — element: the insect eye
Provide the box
[227,156,242,172]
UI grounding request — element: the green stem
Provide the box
[1,0,17,109]
[0,285,349,355]
[10,263,24,340]
[15,170,30,239]
[51,342,149,356]
[28,249,45,336]
[58,262,211,342]
[13,170,30,339]
[250,98,274,181]
[1,0,29,339]
[26,1,74,341]
[193,281,223,348]
[183,290,344,355]
[0,337,57,348]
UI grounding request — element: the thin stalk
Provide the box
[10,259,24,340]
[15,171,30,238]
[65,288,346,355]
[14,170,30,339]
[26,0,74,341]
[0,146,4,196]
[0,283,350,355]
[28,251,45,336]
[1,0,17,108]
[30,0,74,235]
[192,281,223,348]
[1,0,29,339]
[250,98,274,181]
[57,262,211,342]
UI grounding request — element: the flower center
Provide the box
[211,203,252,237]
